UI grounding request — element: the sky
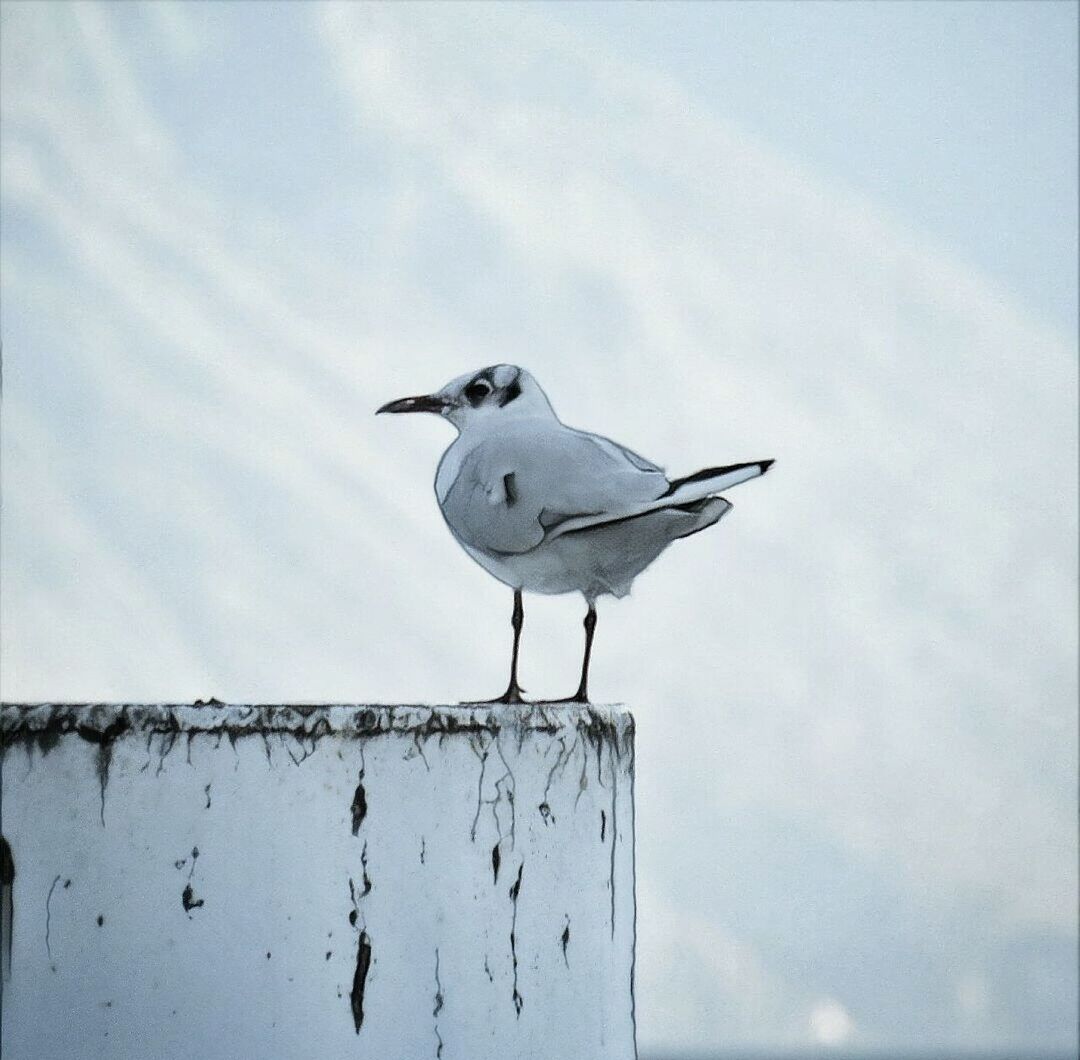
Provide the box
[1,1,1077,1055]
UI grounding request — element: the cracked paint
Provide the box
[360,844,372,898]
[608,742,619,939]
[412,730,431,771]
[540,736,574,824]
[469,741,490,842]
[174,846,200,882]
[575,742,590,810]
[1,702,637,1058]
[78,718,129,826]
[350,773,367,836]
[1,837,13,981]
[44,875,68,966]
[509,863,524,1018]
[348,824,375,1034]
[350,931,372,1033]
[178,847,204,914]
[1,701,632,768]
[491,740,517,854]
[433,947,445,1058]
[181,884,204,914]
[154,728,178,777]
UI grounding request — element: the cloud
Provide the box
[138,0,201,69]
[809,998,856,1047]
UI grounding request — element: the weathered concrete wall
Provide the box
[0,703,635,1060]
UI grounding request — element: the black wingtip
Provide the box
[663,459,775,496]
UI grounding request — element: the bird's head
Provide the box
[377,365,554,431]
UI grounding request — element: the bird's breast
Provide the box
[434,439,473,504]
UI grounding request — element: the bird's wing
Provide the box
[549,459,773,536]
[562,426,665,475]
[439,423,669,555]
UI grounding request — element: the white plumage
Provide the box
[379,364,772,701]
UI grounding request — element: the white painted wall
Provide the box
[0,703,636,1059]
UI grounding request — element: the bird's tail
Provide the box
[551,460,773,538]
[662,460,774,504]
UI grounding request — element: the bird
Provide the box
[378,364,772,703]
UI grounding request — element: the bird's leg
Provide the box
[461,590,527,706]
[562,602,597,704]
[495,589,526,704]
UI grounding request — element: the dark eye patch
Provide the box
[464,381,490,407]
[498,379,522,406]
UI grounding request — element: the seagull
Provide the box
[378,365,772,703]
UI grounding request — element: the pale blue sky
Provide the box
[1,1,1077,1054]
[555,0,1079,335]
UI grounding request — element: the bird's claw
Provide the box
[460,683,528,706]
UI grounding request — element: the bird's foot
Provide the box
[461,682,528,706]
[550,688,589,705]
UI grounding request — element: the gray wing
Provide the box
[562,425,665,475]
[440,424,668,555]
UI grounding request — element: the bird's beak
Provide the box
[376,394,448,415]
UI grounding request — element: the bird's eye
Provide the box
[464,380,491,406]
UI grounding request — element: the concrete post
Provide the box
[0,703,636,1059]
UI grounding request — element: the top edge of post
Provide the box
[0,702,634,743]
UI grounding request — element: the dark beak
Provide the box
[376,394,448,415]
